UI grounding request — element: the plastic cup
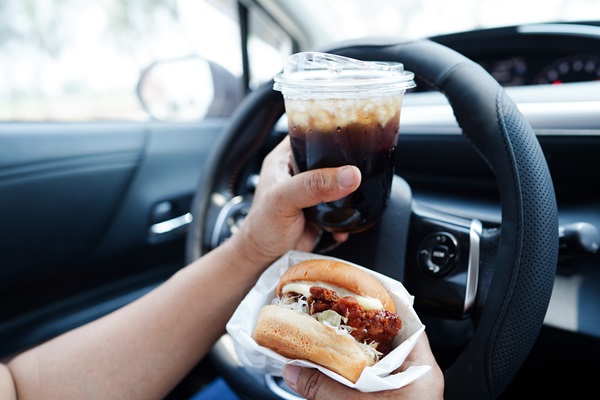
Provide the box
[274,52,415,233]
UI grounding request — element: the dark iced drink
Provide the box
[274,52,415,233]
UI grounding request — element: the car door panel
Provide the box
[0,120,224,358]
[93,121,224,258]
[0,123,145,282]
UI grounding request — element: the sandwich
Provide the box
[253,258,402,383]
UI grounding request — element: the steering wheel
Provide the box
[186,38,558,400]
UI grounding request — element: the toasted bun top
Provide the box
[276,259,396,312]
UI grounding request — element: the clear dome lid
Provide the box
[273,52,415,99]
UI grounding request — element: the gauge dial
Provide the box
[533,54,600,85]
[480,56,528,86]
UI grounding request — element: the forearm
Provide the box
[0,364,17,400]
[1,138,360,400]
[5,238,271,400]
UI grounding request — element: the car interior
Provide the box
[1,1,599,399]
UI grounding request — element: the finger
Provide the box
[331,232,350,243]
[283,365,360,400]
[259,138,294,185]
[282,166,362,211]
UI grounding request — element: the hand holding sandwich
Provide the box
[283,332,444,400]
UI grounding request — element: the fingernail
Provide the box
[339,166,357,188]
[283,365,301,390]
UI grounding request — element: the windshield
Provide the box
[282,0,600,47]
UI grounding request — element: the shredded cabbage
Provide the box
[316,309,347,326]
[275,293,308,313]
[273,293,383,362]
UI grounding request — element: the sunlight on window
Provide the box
[0,0,287,122]
[307,0,600,45]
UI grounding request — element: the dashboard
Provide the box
[417,21,600,90]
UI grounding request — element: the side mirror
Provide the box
[136,55,242,121]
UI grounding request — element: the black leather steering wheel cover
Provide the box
[187,38,558,399]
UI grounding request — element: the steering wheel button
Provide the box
[418,232,459,277]
[431,244,449,264]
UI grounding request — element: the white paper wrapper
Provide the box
[226,250,431,392]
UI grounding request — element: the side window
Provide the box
[0,0,291,122]
[247,5,293,91]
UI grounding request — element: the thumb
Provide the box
[283,365,359,400]
[285,165,361,211]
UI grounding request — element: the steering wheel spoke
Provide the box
[405,202,483,320]
[205,193,253,250]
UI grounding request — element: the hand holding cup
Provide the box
[274,52,415,233]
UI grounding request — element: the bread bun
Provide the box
[276,259,396,312]
[254,304,375,383]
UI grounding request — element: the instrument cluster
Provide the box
[480,53,600,87]
[416,22,600,91]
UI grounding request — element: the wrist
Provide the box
[224,230,278,275]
